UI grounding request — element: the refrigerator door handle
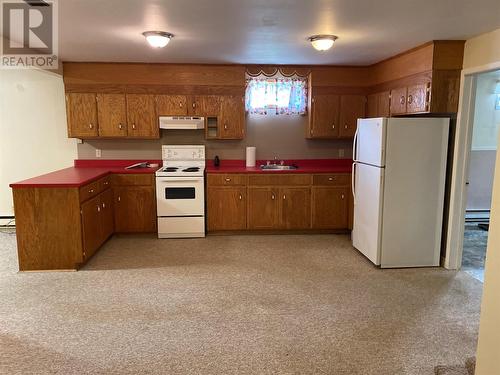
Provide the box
[352,126,360,162]
[351,161,357,203]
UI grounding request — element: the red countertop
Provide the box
[206,159,353,174]
[10,160,161,188]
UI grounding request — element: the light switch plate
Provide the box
[95,149,102,158]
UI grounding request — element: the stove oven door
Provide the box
[156,177,205,217]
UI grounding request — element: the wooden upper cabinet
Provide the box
[390,87,408,115]
[200,95,222,117]
[366,94,378,118]
[156,95,188,116]
[406,83,429,113]
[280,187,311,229]
[378,91,391,117]
[66,93,98,138]
[219,96,245,139]
[247,187,279,229]
[97,94,128,137]
[339,95,366,138]
[309,95,340,138]
[126,94,159,138]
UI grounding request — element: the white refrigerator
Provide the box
[352,117,449,268]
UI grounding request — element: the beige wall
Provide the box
[463,28,500,70]
[0,69,77,219]
[77,115,353,161]
[467,27,500,375]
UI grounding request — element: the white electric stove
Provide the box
[155,145,206,238]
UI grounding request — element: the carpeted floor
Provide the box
[0,230,482,375]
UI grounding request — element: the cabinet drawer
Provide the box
[248,174,311,186]
[312,174,350,186]
[111,174,154,186]
[207,174,247,186]
[79,180,100,202]
[99,175,112,191]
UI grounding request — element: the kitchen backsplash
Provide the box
[77,115,353,160]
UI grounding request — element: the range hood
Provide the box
[159,116,205,130]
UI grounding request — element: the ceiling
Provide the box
[57,0,500,65]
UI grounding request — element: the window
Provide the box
[245,75,307,115]
[496,94,500,110]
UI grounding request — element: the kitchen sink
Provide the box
[260,164,298,170]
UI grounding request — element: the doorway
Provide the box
[445,65,500,272]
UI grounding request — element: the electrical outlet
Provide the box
[95,149,102,158]
[339,149,345,158]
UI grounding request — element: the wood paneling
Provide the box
[309,66,371,87]
[126,94,159,138]
[312,187,348,229]
[247,187,279,229]
[156,95,187,116]
[114,186,156,233]
[66,93,98,138]
[207,187,247,231]
[97,94,127,137]
[13,188,83,271]
[63,63,246,87]
[366,94,378,118]
[430,69,462,113]
[432,41,466,70]
[339,95,366,138]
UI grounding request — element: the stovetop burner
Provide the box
[164,167,178,172]
[182,167,200,172]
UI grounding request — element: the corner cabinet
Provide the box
[307,94,366,139]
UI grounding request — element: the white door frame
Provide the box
[444,61,500,269]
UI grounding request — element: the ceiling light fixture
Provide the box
[308,35,338,51]
[142,31,174,48]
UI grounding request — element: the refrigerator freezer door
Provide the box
[380,118,449,267]
[355,117,387,167]
[352,162,384,265]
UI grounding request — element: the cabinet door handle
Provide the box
[97,205,101,212]
[344,125,348,129]
[103,181,109,185]
[132,124,136,130]
[407,95,413,104]
[332,124,335,129]
[239,194,242,200]
[400,96,405,105]
[225,177,231,182]
[192,102,196,109]
[341,194,345,200]
[117,196,121,202]
[179,102,183,108]
[89,189,94,193]
[102,202,106,208]
[271,194,275,200]
[118,123,123,130]
[283,194,286,200]
[224,123,228,130]
[328,177,334,181]
[89,123,93,129]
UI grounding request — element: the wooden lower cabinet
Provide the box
[280,187,311,229]
[207,187,247,230]
[114,186,156,233]
[207,173,350,233]
[81,194,103,260]
[312,187,349,229]
[247,187,279,229]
